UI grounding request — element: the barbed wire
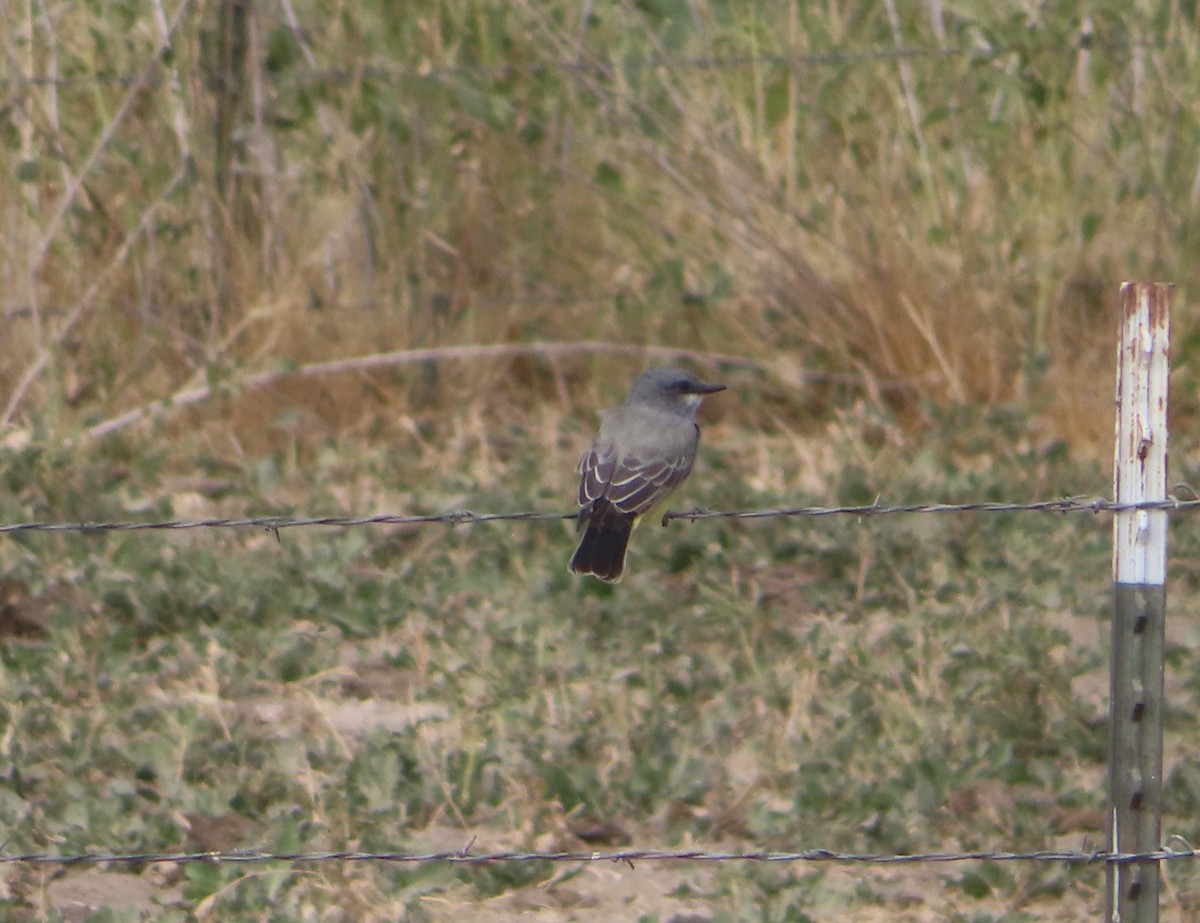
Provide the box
[0,496,1195,536]
[664,496,1199,522]
[0,842,1196,868]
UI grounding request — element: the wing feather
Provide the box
[601,452,694,515]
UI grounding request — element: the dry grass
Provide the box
[2,2,1199,460]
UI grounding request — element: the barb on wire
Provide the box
[0,496,1197,536]
[0,844,1197,867]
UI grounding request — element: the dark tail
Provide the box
[569,501,634,583]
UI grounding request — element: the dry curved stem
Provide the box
[74,342,761,444]
[72,340,930,446]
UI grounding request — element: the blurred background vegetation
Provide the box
[4,1,1200,920]
[4,0,1199,462]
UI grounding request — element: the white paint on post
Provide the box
[1113,282,1170,585]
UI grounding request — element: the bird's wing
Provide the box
[577,434,696,516]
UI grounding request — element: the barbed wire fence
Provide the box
[1,843,1198,869]
[0,491,1195,877]
[0,495,1196,537]
[0,285,1188,906]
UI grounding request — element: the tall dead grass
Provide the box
[1,1,1197,460]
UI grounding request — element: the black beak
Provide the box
[690,381,726,395]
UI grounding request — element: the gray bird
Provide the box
[570,367,726,582]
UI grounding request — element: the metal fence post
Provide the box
[1108,281,1171,923]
